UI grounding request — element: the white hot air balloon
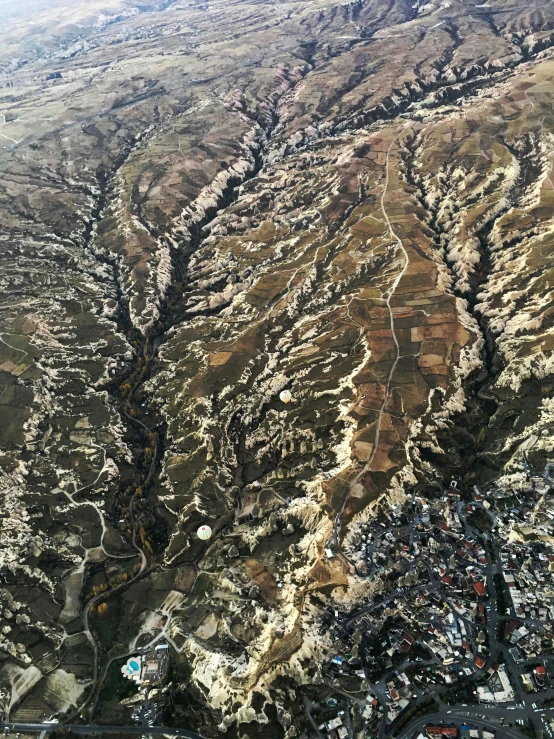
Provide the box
[279,389,292,404]
[197,525,212,541]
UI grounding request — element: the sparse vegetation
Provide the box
[3,0,554,733]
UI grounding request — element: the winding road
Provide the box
[0,722,204,738]
[396,709,531,739]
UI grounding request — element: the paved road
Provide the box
[396,709,530,739]
[0,723,204,738]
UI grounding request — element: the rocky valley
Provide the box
[2,0,554,736]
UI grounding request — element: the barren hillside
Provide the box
[1,0,554,733]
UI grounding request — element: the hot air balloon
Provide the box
[279,389,292,404]
[197,525,212,541]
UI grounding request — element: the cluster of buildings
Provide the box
[476,665,514,703]
[520,663,548,693]
[121,643,170,688]
[498,537,554,620]
[504,618,554,664]
[418,724,496,739]
[344,485,495,673]
[306,695,360,739]
[360,692,383,734]
[314,469,554,735]
[384,672,416,723]
[421,605,479,668]
[317,710,349,739]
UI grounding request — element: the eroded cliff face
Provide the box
[1,0,554,731]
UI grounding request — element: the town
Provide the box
[303,467,554,739]
[61,469,554,739]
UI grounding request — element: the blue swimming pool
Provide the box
[129,660,140,672]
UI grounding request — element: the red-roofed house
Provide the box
[426,726,457,738]
[473,581,487,596]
